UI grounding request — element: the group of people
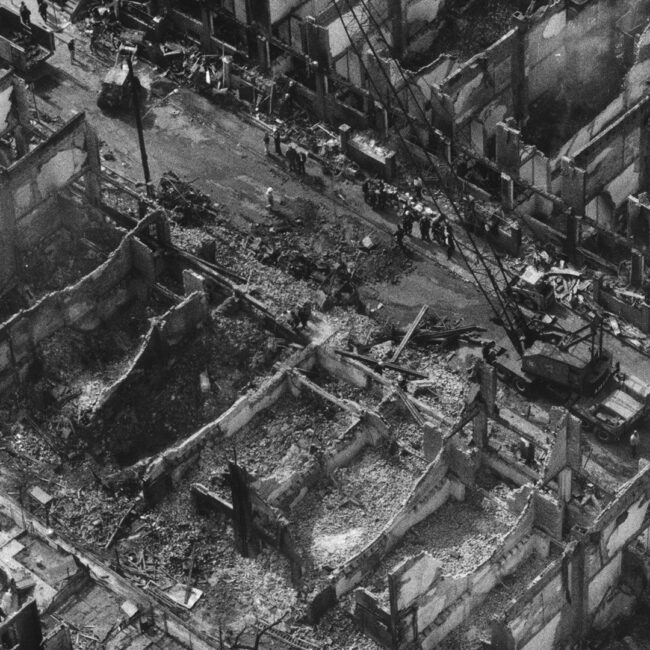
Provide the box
[19,0,48,26]
[361,178,388,209]
[287,301,312,331]
[393,181,455,260]
[263,129,308,176]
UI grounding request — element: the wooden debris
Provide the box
[334,348,427,378]
[104,500,138,550]
[391,305,428,362]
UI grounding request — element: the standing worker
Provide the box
[287,144,298,172]
[298,302,312,329]
[263,131,270,155]
[630,429,640,459]
[273,129,282,156]
[413,175,423,200]
[444,223,455,260]
[299,150,307,175]
[394,224,406,252]
[265,187,274,210]
[377,180,386,209]
[19,1,31,26]
[68,38,76,64]
[38,0,48,22]
[362,179,370,204]
[419,211,431,242]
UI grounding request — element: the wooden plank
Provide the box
[334,349,427,378]
[391,305,428,362]
[394,387,425,427]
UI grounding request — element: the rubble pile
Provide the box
[116,488,297,629]
[315,374,384,409]
[365,488,517,606]
[90,311,290,466]
[20,227,120,302]
[292,446,422,570]
[363,340,472,420]
[439,552,551,650]
[510,243,650,352]
[168,186,411,319]
[158,170,218,224]
[419,0,523,64]
[192,394,355,494]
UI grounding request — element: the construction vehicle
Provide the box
[97,46,139,110]
[491,317,650,441]
[458,206,650,444]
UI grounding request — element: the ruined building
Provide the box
[2,0,650,649]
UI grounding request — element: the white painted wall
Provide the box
[588,552,622,613]
[604,498,650,557]
[0,86,12,134]
[406,0,443,25]
[521,610,562,650]
[270,0,303,25]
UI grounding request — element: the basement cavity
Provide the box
[291,445,423,572]
[90,311,290,466]
[7,225,122,319]
[403,0,523,70]
[363,488,516,605]
[123,486,297,631]
[313,371,384,410]
[188,391,357,494]
[438,551,553,649]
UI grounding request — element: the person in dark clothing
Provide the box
[413,176,423,200]
[444,223,455,259]
[419,213,431,242]
[286,145,297,172]
[67,38,76,63]
[89,26,100,52]
[263,131,270,155]
[273,129,282,155]
[298,302,312,329]
[362,179,370,203]
[395,224,406,251]
[19,1,31,26]
[402,209,414,236]
[38,0,48,22]
[377,180,386,209]
[299,151,307,175]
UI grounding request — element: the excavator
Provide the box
[458,204,650,443]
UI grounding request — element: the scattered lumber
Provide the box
[334,348,427,378]
[391,305,428,362]
[104,501,138,550]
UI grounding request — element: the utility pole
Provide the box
[125,54,153,199]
